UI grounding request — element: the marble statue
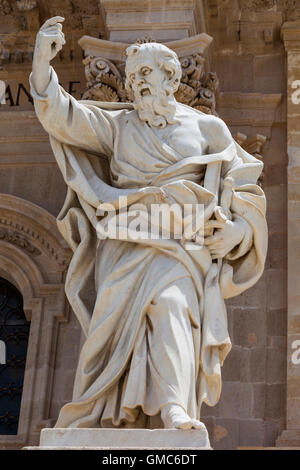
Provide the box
[30,17,267,431]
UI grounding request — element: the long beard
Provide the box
[133,82,178,128]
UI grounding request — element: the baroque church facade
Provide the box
[0,0,298,449]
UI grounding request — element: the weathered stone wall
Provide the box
[200,0,288,449]
[0,1,92,447]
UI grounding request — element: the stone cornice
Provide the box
[0,110,38,120]
[281,20,300,51]
[0,135,48,143]
[218,92,282,128]
[78,33,213,62]
[219,92,282,109]
[99,0,202,41]
[100,0,196,11]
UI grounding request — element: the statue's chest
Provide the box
[151,121,209,159]
[112,115,209,188]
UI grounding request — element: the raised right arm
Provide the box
[30,17,114,157]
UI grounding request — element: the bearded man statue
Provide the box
[30,17,268,433]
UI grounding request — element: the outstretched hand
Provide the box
[34,16,66,63]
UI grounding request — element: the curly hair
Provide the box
[125,42,182,96]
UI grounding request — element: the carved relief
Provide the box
[238,0,275,10]
[0,227,41,256]
[0,218,69,267]
[176,53,219,114]
[206,0,221,18]
[16,0,37,11]
[280,0,300,21]
[47,0,95,30]
[234,132,266,158]
[234,132,267,185]
[82,56,127,102]
[70,0,101,15]
[0,0,12,15]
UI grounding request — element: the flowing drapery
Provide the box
[30,69,267,427]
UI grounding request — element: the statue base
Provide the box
[23,427,211,450]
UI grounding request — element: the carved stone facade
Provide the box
[0,227,41,257]
[0,1,12,15]
[0,194,82,449]
[0,0,296,450]
[239,0,276,10]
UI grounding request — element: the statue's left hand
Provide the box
[204,217,247,260]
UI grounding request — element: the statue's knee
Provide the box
[149,285,188,319]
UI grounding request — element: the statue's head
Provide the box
[125,42,182,128]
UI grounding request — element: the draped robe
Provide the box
[30,68,268,428]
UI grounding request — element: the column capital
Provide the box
[281,20,300,51]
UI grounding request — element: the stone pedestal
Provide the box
[276,430,300,447]
[24,428,211,450]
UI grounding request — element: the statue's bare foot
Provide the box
[161,404,205,430]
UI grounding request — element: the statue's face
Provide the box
[127,52,168,103]
[125,46,179,128]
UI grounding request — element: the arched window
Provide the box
[0,278,30,435]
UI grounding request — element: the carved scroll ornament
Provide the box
[82,56,128,103]
[0,227,41,256]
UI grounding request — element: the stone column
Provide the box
[277,20,300,447]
